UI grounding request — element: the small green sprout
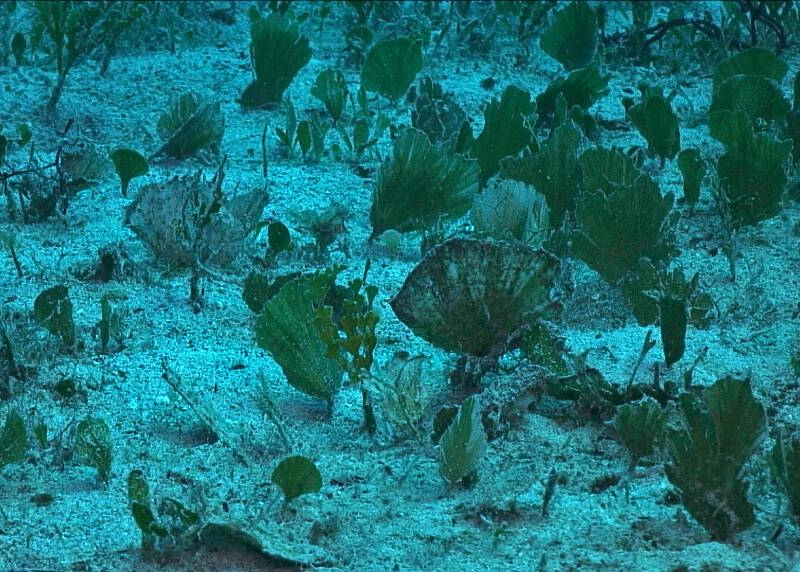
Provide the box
[33,1,144,112]
[275,95,298,159]
[271,455,322,503]
[109,148,148,197]
[615,398,665,472]
[0,410,26,472]
[311,68,348,123]
[34,285,76,348]
[11,31,25,65]
[676,148,705,207]
[74,416,112,486]
[267,221,292,254]
[98,293,123,354]
[439,396,487,488]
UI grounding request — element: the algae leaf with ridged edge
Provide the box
[411,76,469,153]
[579,146,642,195]
[665,376,766,541]
[571,174,678,284]
[157,93,200,141]
[361,36,422,100]
[712,47,788,92]
[788,70,800,163]
[439,395,487,487]
[709,110,792,229]
[254,272,343,405]
[536,65,609,120]
[242,271,301,314]
[240,12,311,108]
[539,1,597,71]
[126,167,267,269]
[615,398,665,470]
[60,148,110,193]
[626,85,680,166]
[471,179,550,246]
[500,118,581,227]
[271,455,322,502]
[153,93,225,160]
[709,42,788,126]
[370,128,478,237]
[390,238,560,357]
[472,85,536,186]
[709,74,789,126]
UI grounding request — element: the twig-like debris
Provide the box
[160,356,249,467]
[604,2,790,54]
[0,161,58,183]
[256,371,292,451]
[604,17,725,47]
[541,468,567,517]
[8,242,23,277]
[261,122,269,179]
[628,330,657,389]
[735,0,788,51]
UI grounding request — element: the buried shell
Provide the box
[390,238,560,357]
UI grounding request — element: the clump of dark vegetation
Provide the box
[665,377,767,541]
[30,1,145,112]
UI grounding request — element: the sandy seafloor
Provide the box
[1,1,800,570]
